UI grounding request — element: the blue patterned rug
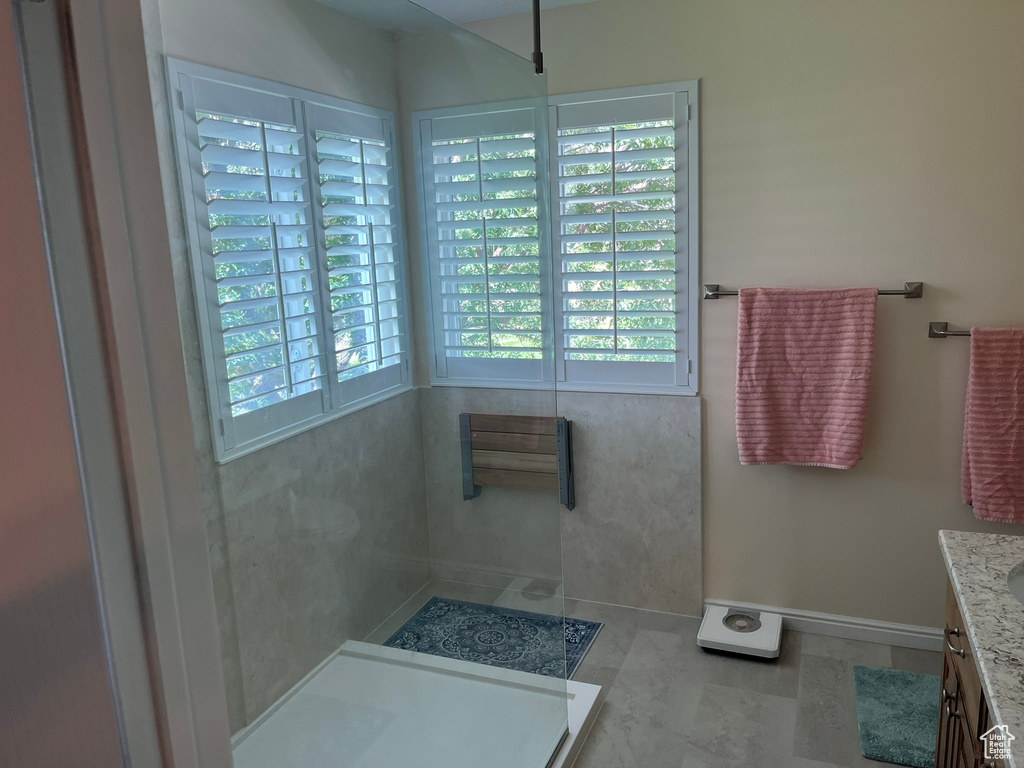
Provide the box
[384,597,602,679]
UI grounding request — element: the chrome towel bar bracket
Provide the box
[929,322,972,338]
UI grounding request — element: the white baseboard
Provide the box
[704,598,943,652]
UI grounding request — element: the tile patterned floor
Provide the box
[366,580,941,768]
[566,598,942,768]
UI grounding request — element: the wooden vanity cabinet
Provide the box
[936,578,1005,768]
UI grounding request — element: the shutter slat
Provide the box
[214,246,310,265]
[319,157,392,179]
[433,157,536,176]
[558,146,674,165]
[439,274,540,285]
[202,171,307,196]
[201,144,306,174]
[437,237,538,248]
[560,170,674,184]
[563,290,674,301]
[323,202,390,217]
[197,118,301,148]
[210,224,310,239]
[224,339,286,364]
[564,347,676,356]
[207,199,309,216]
[442,345,539,353]
[565,270,675,281]
[557,125,672,147]
[479,137,534,154]
[443,311,541,319]
[221,319,280,338]
[218,295,279,312]
[434,178,537,196]
[564,310,675,318]
[563,329,675,338]
[560,231,673,245]
[324,224,397,236]
[561,210,674,225]
[436,256,540,267]
[321,180,390,197]
[436,217,538,230]
[218,271,307,289]
[560,191,674,205]
[435,198,536,214]
[560,254,613,264]
[317,136,388,164]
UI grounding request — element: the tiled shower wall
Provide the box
[211,390,432,725]
[193,379,702,734]
[420,387,703,616]
[199,384,702,732]
[196,387,432,731]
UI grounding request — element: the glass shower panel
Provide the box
[140,0,567,764]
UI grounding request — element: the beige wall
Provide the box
[469,0,1024,628]
[158,0,398,110]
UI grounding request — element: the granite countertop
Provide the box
[939,530,1024,768]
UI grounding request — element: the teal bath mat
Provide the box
[852,666,940,768]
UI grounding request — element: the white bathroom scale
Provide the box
[697,605,782,658]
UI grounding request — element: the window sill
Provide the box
[427,377,698,397]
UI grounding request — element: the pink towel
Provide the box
[961,328,1024,522]
[736,288,878,469]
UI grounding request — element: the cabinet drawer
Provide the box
[945,579,982,739]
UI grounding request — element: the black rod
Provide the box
[532,0,543,74]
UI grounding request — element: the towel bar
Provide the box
[929,322,972,338]
[703,282,924,300]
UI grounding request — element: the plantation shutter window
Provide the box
[308,105,406,405]
[169,60,410,460]
[416,86,697,394]
[416,105,550,384]
[551,84,698,393]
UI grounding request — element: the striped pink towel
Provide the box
[736,288,878,469]
[962,329,1024,522]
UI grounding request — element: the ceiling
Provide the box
[411,0,593,23]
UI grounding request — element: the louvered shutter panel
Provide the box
[170,61,413,458]
[308,104,406,404]
[179,76,330,449]
[552,89,692,390]
[419,107,547,383]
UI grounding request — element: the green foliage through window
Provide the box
[558,120,677,363]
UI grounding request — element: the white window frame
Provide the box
[167,59,412,461]
[414,82,699,396]
[413,98,554,390]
